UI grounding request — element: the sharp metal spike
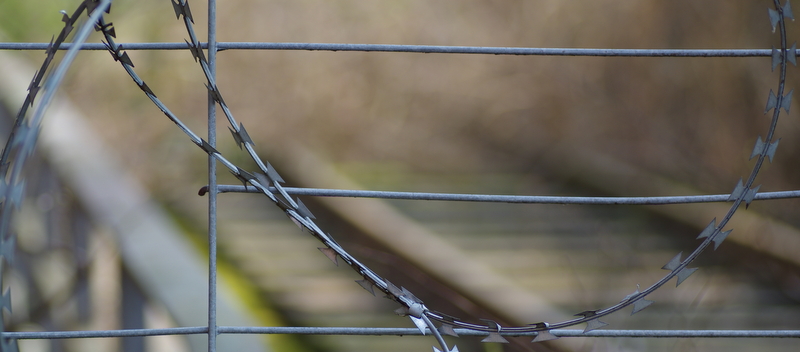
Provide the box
[1,237,15,265]
[254,172,271,189]
[584,319,608,333]
[744,185,761,207]
[181,0,194,23]
[530,322,559,342]
[782,89,793,113]
[95,21,115,37]
[295,199,315,219]
[289,215,303,229]
[631,297,654,315]
[676,267,699,287]
[200,139,219,155]
[479,320,508,343]
[27,75,40,105]
[317,247,338,266]
[789,43,797,66]
[386,280,403,297]
[139,81,156,98]
[751,136,766,160]
[401,287,423,304]
[482,332,509,343]
[235,167,255,186]
[532,330,559,342]
[171,0,183,19]
[62,16,74,35]
[171,0,194,23]
[770,8,781,32]
[439,324,458,337]
[713,230,732,250]
[767,138,780,163]
[1,288,11,313]
[574,311,608,332]
[45,36,56,58]
[772,46,782,71]
[410,316,428,335]
[185,39,206,62]
[106,24,116,38]
[433,346,459,352]
[575,310,594,317]
[114,48,134,67]
[574,310,597,318]
[765,90,778,113]
[662,252,682,271]
[229,127,243,148]
[785,0,795,20]
[728,178,745,201]
[696,219,717,240]
[84,0,99,14]
[356,279,375,296]
[237,123,254,146]
[266,163,285,183]
[204,83,225,105]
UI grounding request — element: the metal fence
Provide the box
[1,0,800,351]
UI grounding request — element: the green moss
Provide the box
[164,205,312,352]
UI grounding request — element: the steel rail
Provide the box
[0,42,788,57]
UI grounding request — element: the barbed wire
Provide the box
[0,42,793,57]
[0,1,113,351]
[1,0,798,351]
[92,0,797,351]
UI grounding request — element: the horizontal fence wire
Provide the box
[211,185,800,205]
[0,42,789,57]
[5,328,800,339]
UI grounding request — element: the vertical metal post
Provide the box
[207,0,218,351]
[121,269,146,352]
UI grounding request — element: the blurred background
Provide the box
[1,0,800,351]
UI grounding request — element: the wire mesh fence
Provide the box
[1,0,800,351]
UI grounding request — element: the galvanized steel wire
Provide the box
[0,42,789,57]
[213,185,800,205]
